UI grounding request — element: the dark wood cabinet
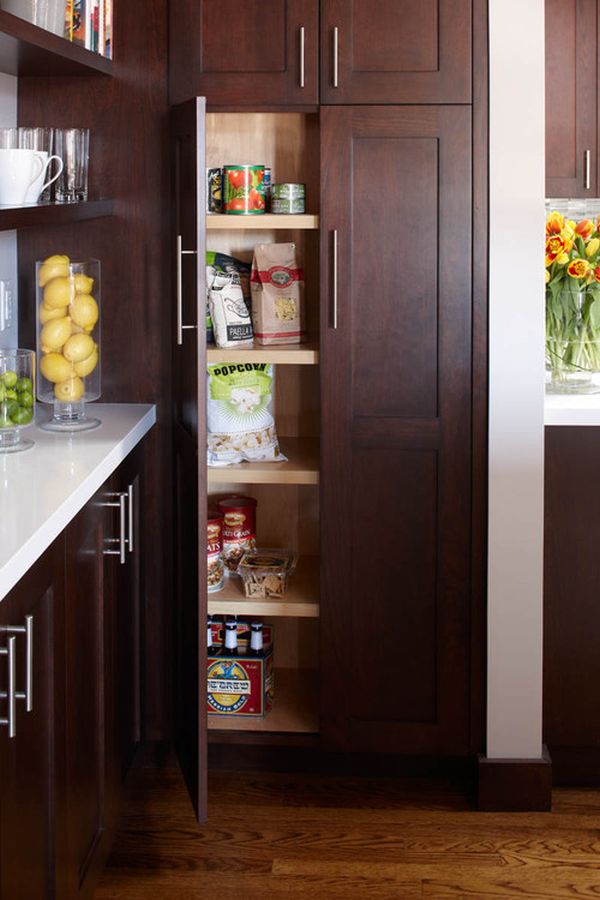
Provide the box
[545,0,598,197]
[169,0,319,106]
[0,545,64,900]
[320,0,472,104]
[319,105,473,754]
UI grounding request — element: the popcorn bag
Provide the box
[206,362,287,466]
[250,242,305,345]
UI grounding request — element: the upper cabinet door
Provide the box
[169,0,319,106]
[545,0,597,198]
[320,0,472,104]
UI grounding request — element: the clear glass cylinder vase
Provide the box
[0,348,35,453]
[36,256,101,431]
[546,288,600,393]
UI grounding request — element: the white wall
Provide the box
[487,0,546,758]
[0,73,18,349]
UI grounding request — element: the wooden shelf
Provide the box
[0,198,114,232]
[206,214,319,230]
[207,341,319,365]
[207,437,319,485]
[208,556,319,618]
[0,10,112,76]
[208,668,318,734]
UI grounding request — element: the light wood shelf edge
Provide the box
[206,214,319,230]
[207,668,318,734]
[207,342,319,365]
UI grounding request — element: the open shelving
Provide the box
[208,555,319,619]
[0,198,114,233]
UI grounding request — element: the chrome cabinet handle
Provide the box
[102,491,128,564]
[176,234,198,346]
[332,229,339,329]
[333,26,339,88]
[299,26,305,88]
[127,483,134,554]
[0,637,16,738]
[585,150,592,190]
[0,616,33,712]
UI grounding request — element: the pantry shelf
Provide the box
[208,668,318,734]
[207,437,319,485]
[208,556,320,618]
[0,10,113,76]
[206,214,319,230]
[207,342,319,365]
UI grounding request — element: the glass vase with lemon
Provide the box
[36,255,101,431]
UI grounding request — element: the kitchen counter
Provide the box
[0,403,156,601]
[545,394,600,426]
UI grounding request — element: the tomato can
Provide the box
[223,165,266,215]
[217,495,257,573]
[207,509,225,592]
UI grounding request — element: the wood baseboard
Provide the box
[477,746,552,811]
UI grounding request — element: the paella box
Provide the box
[207,621,274,718]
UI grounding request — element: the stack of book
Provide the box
[64,0,113,58]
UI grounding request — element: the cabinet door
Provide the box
[320,0,472,104]
[320,106,472,755]
[0,543,64,900]
[546,0,597,198]
[172,98,208,823]
[169,0,318,107]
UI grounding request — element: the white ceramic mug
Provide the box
[24,152,64,204]
[0,149,44,206]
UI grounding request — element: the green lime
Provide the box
[0,415,11,428]
[1,371,17,389]
[11,407,33,425]
[19,392,33,409]
[5,389,16,401]
[6,400,18,420]
[16,377,32,393]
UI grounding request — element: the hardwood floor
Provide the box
[95,760,600,899]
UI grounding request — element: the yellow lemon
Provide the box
[38,255,70,288]
[40,353,74,384]
[69,294,99,330]
[54,377,84,403]
[74,344,98,378]
[74,273,94,294]
[40,316,72,353]
[43,277,74,309]
[63,333,94,363]
[39,303,66,325]
[70,323,84,334]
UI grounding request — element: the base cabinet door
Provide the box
[320,0,472,104]
[320,105,473,755]
[0,545,64,900]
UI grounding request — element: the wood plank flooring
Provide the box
[95,762,600,899]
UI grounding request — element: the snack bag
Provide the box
[250,243,305,345]
[207,363,287,466]
[209,271,253,349]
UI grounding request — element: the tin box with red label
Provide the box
[207,621,274,718]
[217,496,257,573]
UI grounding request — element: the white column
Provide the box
[487,0,546,758]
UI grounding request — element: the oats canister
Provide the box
[218,495,257,573]
[271,183,306,215]
[207,509,225,592]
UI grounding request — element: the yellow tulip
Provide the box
[545,270,551,284]
[546,211,565,236]
[586,238,600,257]
[567,258,590,279]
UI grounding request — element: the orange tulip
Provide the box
[575,219,595,241]
[594,266,600,283]
[567,258,590,279]
[545,234,573,266]
[546,211,565,236]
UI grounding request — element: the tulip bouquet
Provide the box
[546,211,600,390]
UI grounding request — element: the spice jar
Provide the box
[218,495,257,573]
[207,509,225,592]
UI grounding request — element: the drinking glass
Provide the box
[0,128,18,150]
[54,129,90,203]
[19,128,56,202]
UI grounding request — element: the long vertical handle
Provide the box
[585,150,592,190]
[176,233,184,346]
[332,229,339,329]
[118,491,127,565]
[23,616,32,712]
[127,483,134,554]
[333,27,339,88]
[0,637,16,738]
[299,26,305,88]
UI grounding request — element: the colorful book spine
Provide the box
[105,0,112,59]
[72,0,86,47]
[98,0,105,56]
[64,0,74,41]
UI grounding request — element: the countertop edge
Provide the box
[0,404,156,602]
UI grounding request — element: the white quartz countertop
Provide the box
[0,403,156,601]
[545,394,600,426]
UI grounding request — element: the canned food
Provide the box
[207,509,225,592]
[271,183,305,214]
[263,167,272,212]
[217,495,257,573]
[223,165,266,215]
[206,167,222,214]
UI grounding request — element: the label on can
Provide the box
[207,511,224,591]
[272,183,306,200]
[263,167,272,212]
[206,168,222,214]
[223,165,266,215]
[218,496,257,573]
[271,196,306,214]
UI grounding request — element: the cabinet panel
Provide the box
[320,106,472,755]
[169,0,318,106]
[545,0,597,197]
[320,0,471,104]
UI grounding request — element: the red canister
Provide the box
[217,496,257,573]
[223,165,266,215]
[207,508,224,592]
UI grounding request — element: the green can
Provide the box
[223,165,266,215]
[271,183,306,214]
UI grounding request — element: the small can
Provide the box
[223,165,266,215]
[218,496,257,574]
[263,167,272,212]
[206,167,222,214]
[207,509,225,592]
[271,182,306,214]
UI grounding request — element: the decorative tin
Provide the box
[271,182,306,214]
[217,495,257,573]
[223,165,266,215]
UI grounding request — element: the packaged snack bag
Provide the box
[250,243,305,345]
